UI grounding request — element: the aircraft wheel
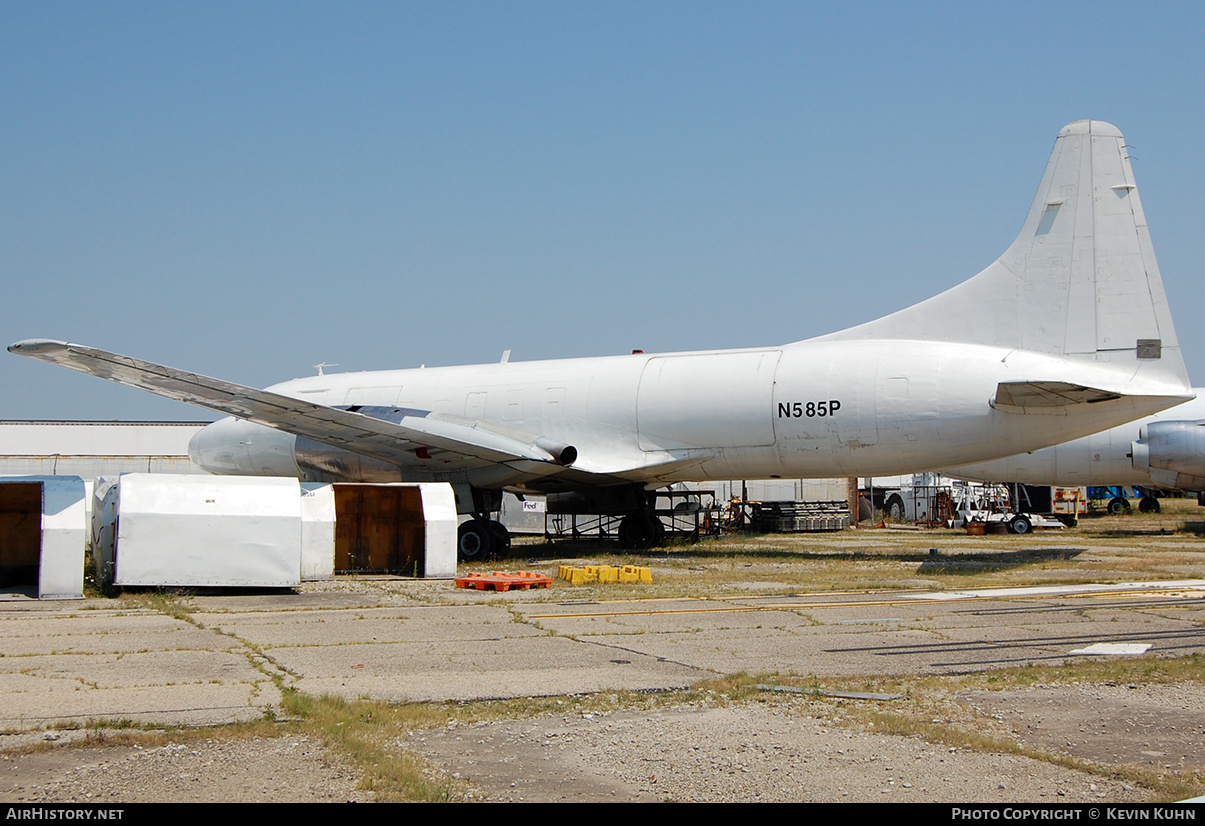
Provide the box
[1107,497,1130,515]
[619,514,660,549]
[486,521,512,558]
[458,520,495,562]
[1008,515,1032,534]
[649,514,666,546]
[884,494,905,521]
[1138,496,1161,514]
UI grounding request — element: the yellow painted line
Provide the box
[1061,589,1204,601]
[527,596,997,619]
[528,587,944,612]
[540,589,902,608]
[526,604,819,620]
[523,586,1202,620]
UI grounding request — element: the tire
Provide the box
[486,521,512,557]
[619,514,661,549]
[1009,515,1033,534]
[1107,497,1130,515]
[649,515,666,546]
[458,520,495,561]
[884,495,905,521]
[1138,496,1161,514]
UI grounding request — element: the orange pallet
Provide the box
[454,571,554,591]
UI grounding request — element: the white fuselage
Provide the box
[191,337,1188,490]
[945,394,1205,489]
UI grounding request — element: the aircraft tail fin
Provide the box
[813,120,1189,391]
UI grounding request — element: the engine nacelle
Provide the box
[188,417,406,482]
[1130,420,1205,491]
[188,416,304,477]
[188,416,580,492]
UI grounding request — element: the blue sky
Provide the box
[3,2,1204,420]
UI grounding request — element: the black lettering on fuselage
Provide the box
[777,400,842,418]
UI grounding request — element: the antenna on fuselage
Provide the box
[500,349,511,363]
[314,362,339,376]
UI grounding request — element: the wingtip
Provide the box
[8,339,71,356]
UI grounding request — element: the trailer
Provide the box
[865,473,1010,525]
[1086,485,1163,514]
[958,509,1069,534]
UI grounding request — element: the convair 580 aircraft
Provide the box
[11,121,1194,557]
[945,393,1205,509]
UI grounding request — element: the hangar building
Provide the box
[0,421,208,478]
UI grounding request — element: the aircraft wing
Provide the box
[8,339,577,471]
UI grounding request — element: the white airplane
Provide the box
[10,120,1194,558]
[945,392,1205,513]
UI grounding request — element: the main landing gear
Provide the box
[457,516,512,562]
[618,512,666,549]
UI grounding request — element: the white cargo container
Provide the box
[103,476,457,587]
[112,474,303,588]
[413,483,457,579]
[300,483,337,581]
[0,475,86,599]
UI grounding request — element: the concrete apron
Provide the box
[1,580,1203,735]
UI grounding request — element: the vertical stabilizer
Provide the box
[813,121,1188,390]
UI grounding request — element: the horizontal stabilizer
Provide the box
[992,381,1122,411]
[8,339,576,471]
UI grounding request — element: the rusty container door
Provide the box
[0,483,42,588]
[333,485,426,574]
